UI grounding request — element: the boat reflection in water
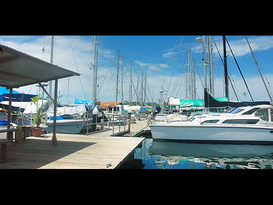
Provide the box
[134,139,273,169]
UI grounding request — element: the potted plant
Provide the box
[31,96,45,137]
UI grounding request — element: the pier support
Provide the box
[52,79,58,145]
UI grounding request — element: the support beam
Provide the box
[38,82,54,102]
[52,79,58,146]
[7,88,12,142]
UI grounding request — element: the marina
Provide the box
[1,35,273,169]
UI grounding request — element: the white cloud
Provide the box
[159,64,169,68]
[149,65,160,71]
[191,36,273,59]
[162,51,176,58]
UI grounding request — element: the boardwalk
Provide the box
[0,133,144,169]
[125,120,150,137]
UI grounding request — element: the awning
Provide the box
[100,102,122,109]
[0,44,80,88]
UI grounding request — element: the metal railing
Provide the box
[83,113,129,135]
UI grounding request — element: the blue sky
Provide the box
[1,35,273,103]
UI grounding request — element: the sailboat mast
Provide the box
[223,35,229,99]
[116,50,120,102]
[92,36,98,109]
[49,36,54,97]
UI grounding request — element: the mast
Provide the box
[121,54,124,104]
[129,61,132,106]
[223,35,229,99]
[187,48,190,99]
[49,36,54,97]
[208,36,214,97]
[116,49,120,102]
[144,72,147,106]
[92,36,98,109]
[203,36,207,90]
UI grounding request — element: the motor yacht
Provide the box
[150,104,273,144]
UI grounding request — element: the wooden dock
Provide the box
[124,120,150,137]
[0,132,144,169]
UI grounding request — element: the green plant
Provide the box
[31,96,45,128]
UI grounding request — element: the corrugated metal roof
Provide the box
[0,44,80,88]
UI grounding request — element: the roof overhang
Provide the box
[0,44,80,88]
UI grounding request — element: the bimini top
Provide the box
[0,44,80,88]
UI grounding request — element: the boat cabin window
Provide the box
[255,108,269,121]
[222,119,259,124]
[228,107,244,114]
[201,120,219,124]
[242,108,260,115]
[271,109,273,122]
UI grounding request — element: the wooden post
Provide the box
[7,88,13,142]
[128,111,131,134]
[52,79,58,146]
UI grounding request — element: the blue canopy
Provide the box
[0,87,20,95]
[75,98,92,105]
[0,87,36,102]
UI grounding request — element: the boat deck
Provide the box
[0,133,144,169]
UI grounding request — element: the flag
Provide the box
[42,47,45,53]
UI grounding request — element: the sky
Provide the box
[1,35,273,104]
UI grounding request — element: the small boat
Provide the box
[150,104,273,144]
[46,116,85,134]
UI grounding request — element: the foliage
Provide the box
[31,96,45,128]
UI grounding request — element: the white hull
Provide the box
[150,124,273,144]
[47,119,85,134]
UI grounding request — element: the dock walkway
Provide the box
[124,120,150,137]
[0,133,144,169]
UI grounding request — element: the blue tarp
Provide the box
[0,87,36,102]
[0,120,8,126]
[0,87,20,95]
[75,98,92,105]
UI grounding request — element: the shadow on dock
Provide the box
[0,137,95,169]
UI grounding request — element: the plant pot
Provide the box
[31,127,43,137]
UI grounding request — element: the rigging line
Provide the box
[68,37,86,100]
[97,66,112,96]
[171,54,188,97]
[225,37,254,102]
[166,36,184,97]
[244,36,273,102]
[161,37,180,89]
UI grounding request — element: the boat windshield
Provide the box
[228,107,244,114]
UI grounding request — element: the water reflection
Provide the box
[134,139,273,169]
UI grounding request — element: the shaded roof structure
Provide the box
[0,43,81,145]
[0,44,80,88]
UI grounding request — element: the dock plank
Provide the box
[0,133,144,169]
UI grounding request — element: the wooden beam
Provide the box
[38,82,54,102]
[51,79,58,146]
[7,88,12,142]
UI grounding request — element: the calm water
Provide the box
[133,137,273,169]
